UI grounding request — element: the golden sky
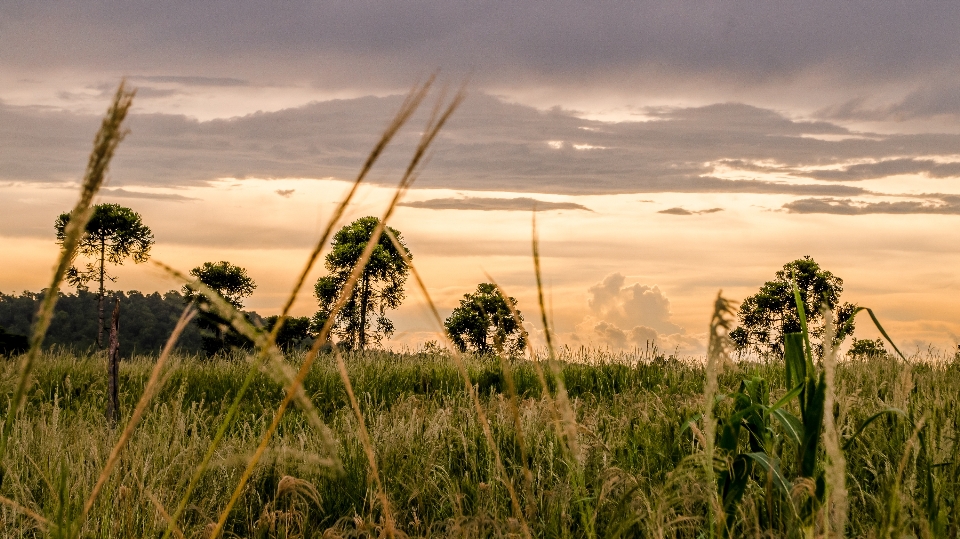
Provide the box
[4,2,960,354]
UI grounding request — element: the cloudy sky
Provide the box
[3,1,960,354]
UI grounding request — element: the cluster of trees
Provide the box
[9,204,526,358]
[10,202,880,361]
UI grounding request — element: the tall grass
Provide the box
[2,349,959,536]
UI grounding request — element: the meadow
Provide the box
[4,80,958,538]
[1,347,958,537]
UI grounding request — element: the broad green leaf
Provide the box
[784,333,806,390]
[768,383,804,415]
[772,408,804,446]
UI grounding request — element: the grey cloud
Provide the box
[398,197,589,212]
[658,207,723,215]
[798,159,960,182]
[130,75,249,87]
[819,81,960,122]
[6,1,960,113]
[275,189,295,197]
[783,195,960,215]
[6,93,951,196]
[100,188,197,201]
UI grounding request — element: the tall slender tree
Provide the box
[313,217,410,351]
[55,203,154,347]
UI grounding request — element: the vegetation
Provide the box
[55,203,154,347]
[0,289,203,354]
[184,261,257,356]
[3,78,952,539]
[313,217,410,351]
[1,348,959,537]
[445,283,526,355]
[731,256,857,357]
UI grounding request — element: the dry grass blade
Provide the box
[384,228,533,538]
[207,87,464,539]
[530,214,581,460]
[0,494,49,531]
[330,342,397,534]
[145,490,186,539]
[0,81,135,459]
[266,77,435,343]
[79,307,195,526]
[164,82,433,538]
[159,82,433,539]
[155,262,340,539]
[486,275,565,445]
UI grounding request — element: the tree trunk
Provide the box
[358,273,368,351]
[97,236,106,348]
[106,297,120,426]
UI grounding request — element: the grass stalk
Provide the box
[820,307,848,537]
[0,494,49,531]
[157,82,434,539]
[384,227,533,538]
[705,292,736,538]
[78,307,196,526]
[0,81,135,460]
[207,87,464,539]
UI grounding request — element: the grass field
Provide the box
[1,348,958,537]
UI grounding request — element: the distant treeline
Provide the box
[0,290,205,355]
[0,290,317,357]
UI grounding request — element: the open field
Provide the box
[1,349,958,537]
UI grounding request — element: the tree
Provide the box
[445,283,526,355]
[55,203,154,347]
[731,256,856,357]
[313,217,410,351]
[184,261,256,355]
[263,316,314,351]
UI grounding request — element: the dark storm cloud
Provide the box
[2,93,959,196]
[6,1,960,116]
[398,197,590,212]
[783,195,960,215]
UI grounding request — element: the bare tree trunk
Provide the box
[106,297,120,426]
[97,236,106,348]
[358,273,368,351]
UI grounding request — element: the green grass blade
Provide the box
[842,408,907,451]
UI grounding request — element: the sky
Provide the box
[2,1,960,355]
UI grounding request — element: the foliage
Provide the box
[731,256,857,357]
[55,203,155,345]
[184,262,257,356]
[263,315,314,351]
[0,326,28,356]
[0,289,204,354]
[444,283,526,355]
[848,337,887,359]
[313,217,410,350]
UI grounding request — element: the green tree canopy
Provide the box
[313,217,410,351]
[444,283,526,356]
[184,261,256,309]
[184,261,257,356]
[731,256,856,357]
[55,203,154,346]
